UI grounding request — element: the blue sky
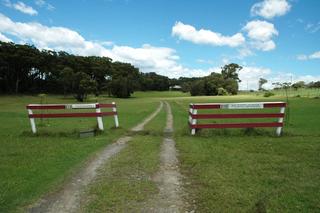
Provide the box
[0,0,320,89]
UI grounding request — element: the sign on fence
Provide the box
[26,102,119,133]
[188,102,286,136]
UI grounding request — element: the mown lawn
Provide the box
[171,96,320,212]
[0,95,159,212]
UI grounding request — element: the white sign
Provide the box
[221,103,264,109]
[70,104,96,109]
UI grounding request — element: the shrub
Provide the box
[217,87,228,96]
[264,91,275,97]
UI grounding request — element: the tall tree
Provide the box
[258,78,268,91]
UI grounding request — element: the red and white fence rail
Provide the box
[26,102,119,133]
[189,102,286,136]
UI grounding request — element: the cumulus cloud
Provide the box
[297,51,320,60]
[251,0,291,19]
[0,13,210,78]
[0,13,112,56]
[1,13,318,86]
[238,66,272,90]
[3,0,38,16]
[172,21,245,47]
[243,20,278,51]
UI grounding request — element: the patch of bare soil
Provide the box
[28,102,164,213]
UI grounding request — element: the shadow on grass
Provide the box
[20,126,122,139]
[177,126,299,138]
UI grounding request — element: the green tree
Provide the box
[221,63,242,82]
[110,62,140,98]
[258,78,268,91]
[72,72,97,102]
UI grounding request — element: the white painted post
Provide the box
[112,102,119,128]
[28,109,37,133]
[96,104,104,131]
[188,104,193,123]
[276,106,286,136]
[191,109,197,135]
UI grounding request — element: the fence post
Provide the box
[112,102,119,128]
[189,104,193,123]
[191,107,197,135]
[96,103,104,131]
[28,108,37,133]
[276,106,286,136]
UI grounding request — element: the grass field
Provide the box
[0,91,319,212]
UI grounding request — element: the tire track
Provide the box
[144,101,186,212]
[28,102,164,213]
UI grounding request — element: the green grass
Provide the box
[0,95,159,212]
[83,103,166,212]
[170,96,320,212]
[1,93,319,212]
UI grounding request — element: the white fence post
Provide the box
[112,102,119,128]
[191,108,197,135]
[189,104,193,123]
[96,103,104,131]
[276,106,286,136]
[28,109,37,133]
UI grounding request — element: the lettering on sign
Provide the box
[71,104,96,109]
[221,103,264,109]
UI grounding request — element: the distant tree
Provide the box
[59,67,74,96]
[110,62,140,98]
[292,81,305,90]
[258,78,268,91]
[221,63,242,82]
[72,72,97,102]
[181,82,191,93]
[190,80,205,96]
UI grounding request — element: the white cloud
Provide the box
[238,66,320,90]
[296,54,307,60]
[34,0,54,10]
[243,20,278,51]
[305,22,320,33]
[1,13,317,86]
[0,32,12,42]
[13,1,38,16]
[3,0,38,16]
[310,51,320,59]
[297,51,320,60]
[46,3,54,11]
[34,0,45,6]
[0,13,209,78]
[238,66,272,90]
[196,59,214,64]
[238,47,254,58]
[251,0,291,19]
[172,21,245,47]
[0,13,113,56]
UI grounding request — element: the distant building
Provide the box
[170,85,182,91]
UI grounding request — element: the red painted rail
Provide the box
[26,102,119,133]
[189,102,286,136]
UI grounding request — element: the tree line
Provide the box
[0,42,171,100]
[0,41,243,100]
